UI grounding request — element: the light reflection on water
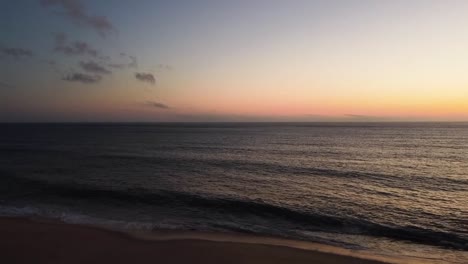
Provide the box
[0,122,467,263]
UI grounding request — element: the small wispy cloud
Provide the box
[1,47,34,59]
[0,81,16,88]
[108,55,138,69]
[40,0,114,37]
[128,56,138,68]
[45,59,56,65]
[98,55,110,61]
[144,101,170,109]
[344,114,374,119]
[155,64,172,71]
[53,32,99,57]
[80,60,111,74]
[342,114,393,122]
[135,72,155,84]
[108,63,125,69]
[63,73,101,84]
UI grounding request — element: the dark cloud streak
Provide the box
[344,114,376,119]
[108,63,125,69]
[144,101,170,109]
[135,72,155,84]
[1,47,34,59]
[108,55,138,69]
[80,60,111,74]
[63,73,101,84]
[53,33,99,57]
[40,0,114,37]
[0,81,16,88]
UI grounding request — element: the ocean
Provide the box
[0,123,467,263]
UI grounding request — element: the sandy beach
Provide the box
[0,217,395,264]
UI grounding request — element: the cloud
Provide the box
[128,56,138,68]
[40,0,114,37]
[144,101,170,109]
[53,33,98,57]
[1,47,33,59]
[156,64,172,71]
[135,72,155,84]
[344,114,376,119]
[0,81,16,88]
[108,63,125,69]
[80,60,111,74]
[98,55,110,61]
[108,55,138,69]
[45,60,56,65]
[63,73,101,84]
[341,114,395,122]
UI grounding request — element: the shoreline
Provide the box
[0,216,429,264]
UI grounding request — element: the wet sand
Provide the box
[0,217,396,264]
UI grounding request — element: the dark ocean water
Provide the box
[0,123,467,263]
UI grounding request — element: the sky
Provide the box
[1,0,468,122]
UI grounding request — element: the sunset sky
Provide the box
[1,0,468,122]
